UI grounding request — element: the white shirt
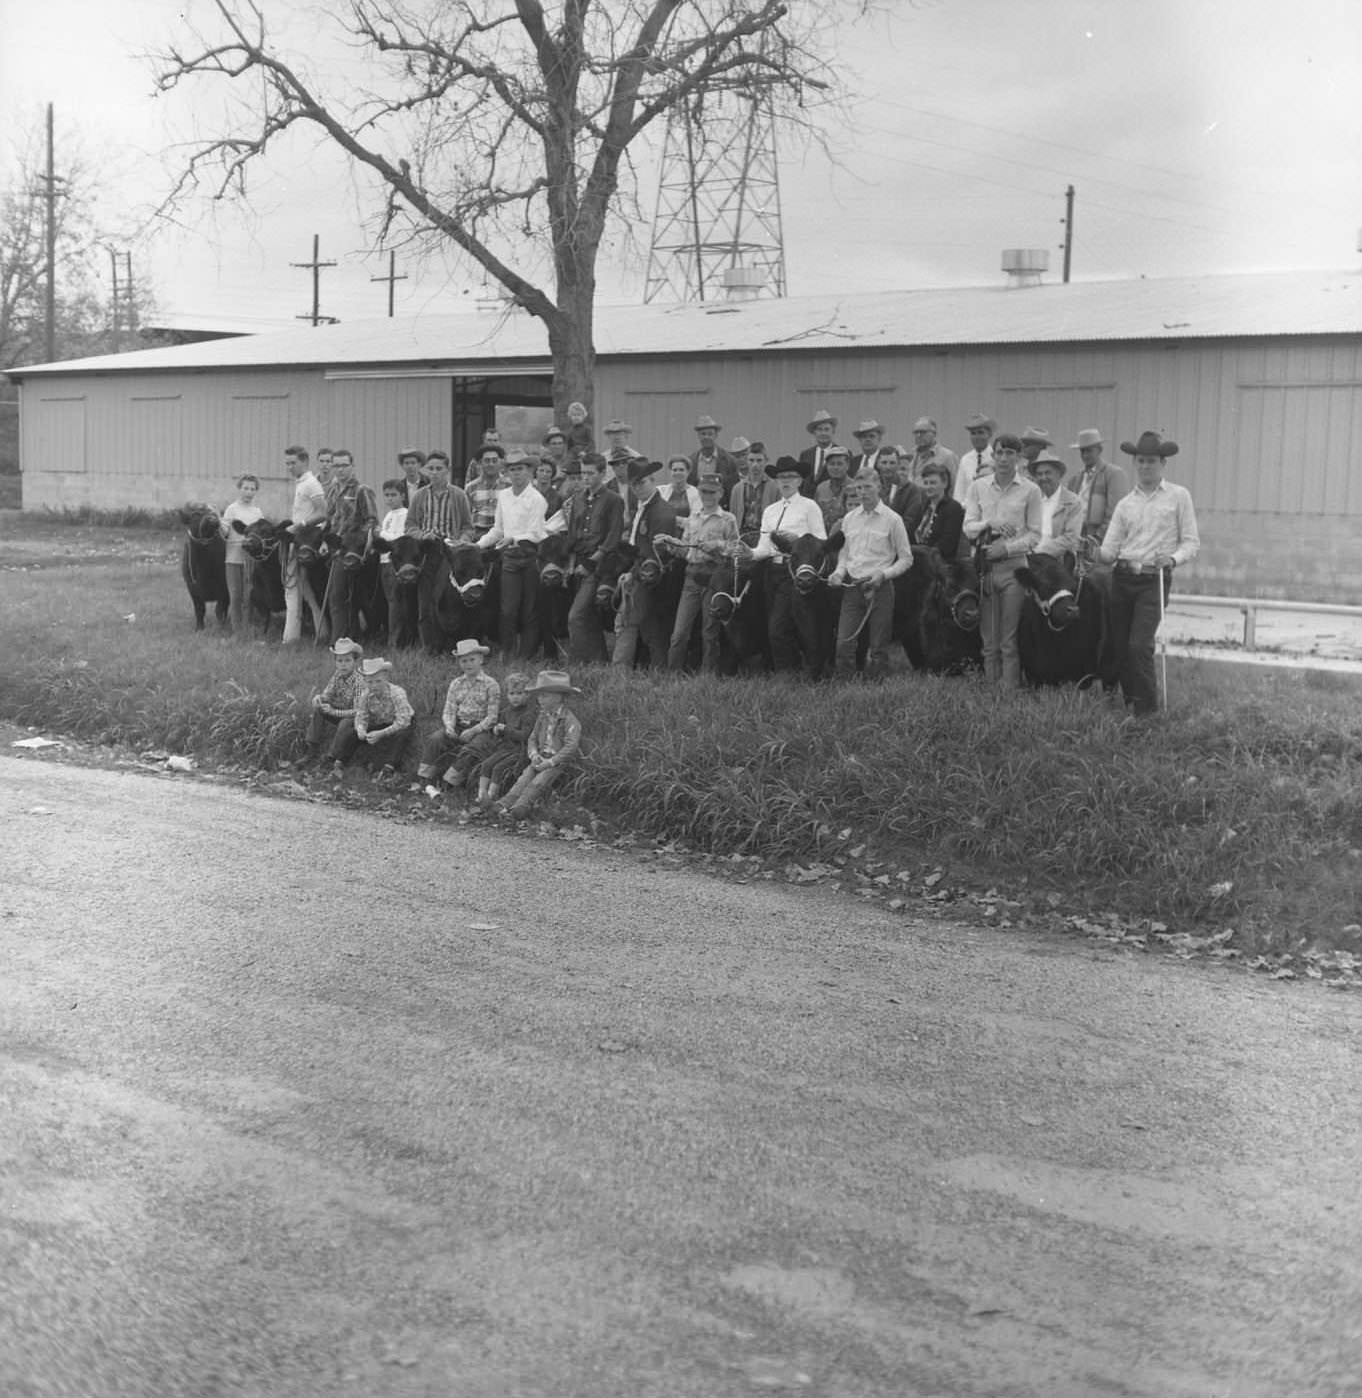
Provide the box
[479,484,549,549]
[378,507,408,541]
[1039,491,1058,542]
[1099,479,1200,568]
[749,492,826,561]
[290,471,326,527]
[954,448,994,505]
[829,502,912,583]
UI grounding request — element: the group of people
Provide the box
[302,636,583,821]
[240,403,1198,719]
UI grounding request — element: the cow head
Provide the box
[447,541,490,607]
[537,533,572,590]
[336,524,373,573]
[946,557,981,632]
[1017,555,1080,630]
[291,520,330,566]
[179,503,220,541]
[382,534,425,584]
[593,545,633,608]
[239,518,286,562]
[784,533,833,595]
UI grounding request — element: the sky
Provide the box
[2,0,1360,328]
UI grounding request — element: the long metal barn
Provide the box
[8,269,1360,600]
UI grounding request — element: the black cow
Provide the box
[376,534,423,649]
[712,552,771,674]
[179,504,229,631]
[898,548,983,675]
[590,541,683,669]
[332,523,385,641]
[775,532,838,679]
[447,541,498,650]
[287,520,335,644]
[535,532,575,663]
[1016,553,1116,688]
[233,517,288,638]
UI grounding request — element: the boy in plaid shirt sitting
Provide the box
[415,638,501,791]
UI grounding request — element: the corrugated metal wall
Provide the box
[595,335,1362,599]
[19,335,1362,597]
[20,368,454,521]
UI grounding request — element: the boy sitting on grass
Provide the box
[298,637,363,767]
[468,671,537,812]
[415,638,501,793]
[493,669,583,822]
[330,658,413,781]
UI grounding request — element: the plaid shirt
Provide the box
[441,672,501,735]
[355,682,413,738]
[316,668,362,718]
[528,707,582,767]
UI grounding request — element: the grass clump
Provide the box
[2,534,1361,958]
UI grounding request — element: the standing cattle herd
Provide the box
[176,410,1199,710]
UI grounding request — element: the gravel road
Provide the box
[2,755,1359,1398]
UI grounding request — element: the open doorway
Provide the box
[452,374,553,484]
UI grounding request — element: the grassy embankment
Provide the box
[2,514,1360,960]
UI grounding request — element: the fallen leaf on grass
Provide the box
[466,923,499,931]
[165,755,196,773]
[923,869,944,888]
[24,806,54,816]
[11,737,62,750]
[1271,968,1297,980]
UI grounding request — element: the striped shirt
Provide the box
[404,484,473,541]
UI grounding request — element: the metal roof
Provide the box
[9,268,1359,379]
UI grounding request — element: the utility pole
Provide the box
[108,247,122,348]
[124,251,137,334]
[369,250,407,317]
[1061,184,1075,284]
[43,104,58,361]
[292,235,337,325]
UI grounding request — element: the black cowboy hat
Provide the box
[765,455,812,482]
[1119,430,1179,458]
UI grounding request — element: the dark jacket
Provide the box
[911,496,965,560]
[567,485,625,566]
[623,491,678,567]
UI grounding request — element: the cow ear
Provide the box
[1015,567,1036,591]
[374,537,392,557]
[230,519,248,534]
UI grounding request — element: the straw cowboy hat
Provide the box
[805,408,837,434]
[1070,428,1104,450]
[693,414,722,432]
[453,638,489,658]
[964,413,996,432]
[1120,430,1179,458]
[526,669,581,697]
[1020,426,1052,447]
[852,419,885,438]
[329,637,363,657]
[602,419,633,434]
[396,446,426,463]
[359,658,392,677]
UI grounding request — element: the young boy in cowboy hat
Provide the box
[331,658,414,780]
[1099,430,1200,716]
[468,671,538,811]
[494,669,583,821]
[416,637,502,789]
[298,637,363,766]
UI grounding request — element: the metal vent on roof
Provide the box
[1001,248,1049,288]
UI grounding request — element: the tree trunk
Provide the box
[547,278,596,421]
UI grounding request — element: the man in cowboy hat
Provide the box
[331,657,414,779]
[478,449,550,659]
[689,413,741,500]
[800,408,843,487]
[908,416,959,489]
[321,448,381,644]
[954,413,996,505]
[416,637,502,786]
[395,446,428,502]
[1099,430,1200,716]
[828,472,913,681]
[564,453,626,664]
[1019,427,1053,480]
[1031,454,1084,566]
[1066,429,1129,546]
[850,419,887,484]
[541,426,570,476]
[962,432,1043,688]
[494,669,583,821]
[614,459,680,669]
[732,454,827,676]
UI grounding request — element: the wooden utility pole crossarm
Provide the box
[291,234,337,326]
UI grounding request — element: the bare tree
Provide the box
[154,0,844,411]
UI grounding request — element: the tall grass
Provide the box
[3,548,1361,953]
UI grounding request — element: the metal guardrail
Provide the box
[1173,594,1362,650]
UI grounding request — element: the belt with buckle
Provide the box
[1115,560,1163,576]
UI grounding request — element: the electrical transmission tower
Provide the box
[643,50,788,305]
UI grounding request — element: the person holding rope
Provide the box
[658,473,739,672]
[321,449,379,642]
[281,445,326,645]
[1098,430,1200,717]
[962,433,1042,688]
[828,473,913,680]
